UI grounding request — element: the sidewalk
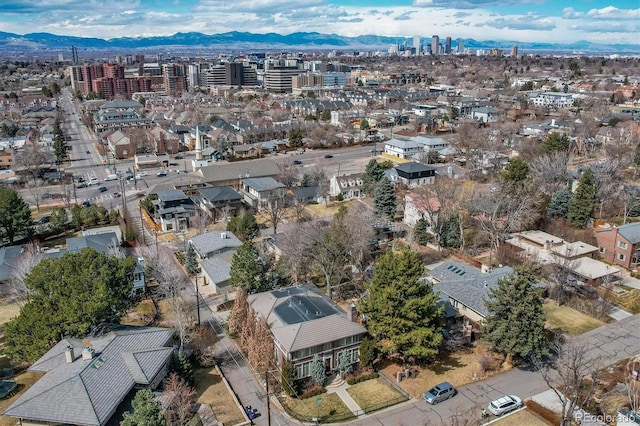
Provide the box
[325,377,363,417]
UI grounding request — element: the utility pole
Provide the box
[195,275,201,326]
[265,370,271,426]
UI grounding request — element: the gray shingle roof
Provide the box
[429,261,514,318]
[4,326,173,426]
[197,186,242,203]
[200,255,233,284]
[188,230,242,258]
[66,232,119,254]
[618,222,640,244]
[247,284,367,353]
[198,158,281,183]
[395,162,436,174]
[242,177,285,192]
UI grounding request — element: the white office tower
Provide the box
[413,36,421,55]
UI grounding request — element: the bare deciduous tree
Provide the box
[278,159,299,188]
[537,342,600,426]
[9,242,44,304]
[164,372,196,426]
[528,151,570,196]
[626,357,640,414]
[264,196,287,235]
[190,209,212,235]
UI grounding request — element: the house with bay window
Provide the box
[247,284,367,379]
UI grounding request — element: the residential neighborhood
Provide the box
[0,33,638,426]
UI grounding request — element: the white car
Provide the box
[488,395,523,416]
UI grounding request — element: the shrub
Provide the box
[526,400,562,425]
[346,372,379,385]
[300,387,326,399]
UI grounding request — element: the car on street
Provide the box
[81,200,91,207]
[86,150,90,154]
[423,382,456,405]
[138,172,148,177]
[293,160,302,165]
[76,182,88,188]
[156,172,167,177]
[487,395,522,416]
[113,192,121,198]
[174,155,184,159]
[177,170,188,175]
[98,186,107,192]
[324,154,334,158]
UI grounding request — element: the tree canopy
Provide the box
[121,389,165,426]
[547,187,572,218]
[0,188,32,243]
[541,132,570,154]
[359,249,444,362]
[4,248,136,363]
[229,242,265,292]
[500,157,530,184]
[482,266,548,361]
[373,178,396,220]
[567,168,597,228]
[226,213,259,241]
[361,159,386,195]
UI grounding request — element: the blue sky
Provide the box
[0,0,638,45]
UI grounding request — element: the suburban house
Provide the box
[427,261,515,326]
[189,230,243,293]
[247,284,367,379]
[240,177,286,210]
[106,130,133,160]
[192,186,244,222]
[403,192,440,227]
[383,137,424,159]
[471,107,503,123]
[329,173,364,200]
[152,189,197,232]
[290,186,324,205]
[392,162,436,187]
[595,222,640,271]
[3,326,174,426]
[198,158,281,189]
[506,230,621,286]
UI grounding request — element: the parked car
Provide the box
[423,382,455,405]
[81,200,91,207]
[86,150,90,154]
[38,216,51,224]
[177,170,188,175]
[156,172,167,177]
[98,186,107,192]
[76,182,88,188]
[324,154,334,159]
[293,160,302,165]
[113,192,121,198]
[174,155,184,159]
[488,395,522,416]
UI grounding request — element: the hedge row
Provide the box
[300,387,327,399]
[346,372,379,385]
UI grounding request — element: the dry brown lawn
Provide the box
[543,302,603,336]
[303,200,355,220]
[0,371,44,426]
[155,299,175,325]
[346,378,405,409]
[615,287,640,314]
[378,348,507,399]
[194,366,245,426]
[0,305,20,327]
[490,409,551,426]
[282,392,353,422]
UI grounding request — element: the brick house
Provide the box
[247,284,367,379]
[595,222,640,270]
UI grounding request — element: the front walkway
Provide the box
[325,375,363,416]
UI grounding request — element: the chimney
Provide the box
[65,346,74,364]
[221,232,227,239]
[82,347,95,360]
[348,303,358,322]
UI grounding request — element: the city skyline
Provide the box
[0,0,638,46]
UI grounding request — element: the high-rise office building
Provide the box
[71,45,78,64]
[413,36,421,55]
[431,35,440,55]
[445,37,452,54]
[511,45,518,57]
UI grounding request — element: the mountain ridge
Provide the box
[0,31,636,54]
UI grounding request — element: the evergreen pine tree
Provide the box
[357,335,376,369]
[500,157,530,184]
[229,242,266,292]
[414,218,431,246]
[121,389,165,426]
[310,354,326,386]
[482,266,548,361]
[175,351,194,385]
[567,169,597,228]
[359,249,444,362]
[440,215,461,248]
[361,159,385,195]
[185,243,199,276]
[281,359,298,397]
[547,187,572,218]
[373,178,396,220]
[338,350,353,377]
[541,132,570,153]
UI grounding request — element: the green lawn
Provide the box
[543,302,603,336]
[346,378,407,412]
[282,392,354,423]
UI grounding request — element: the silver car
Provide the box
[488,395,523,416]
[423,382,455,404]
